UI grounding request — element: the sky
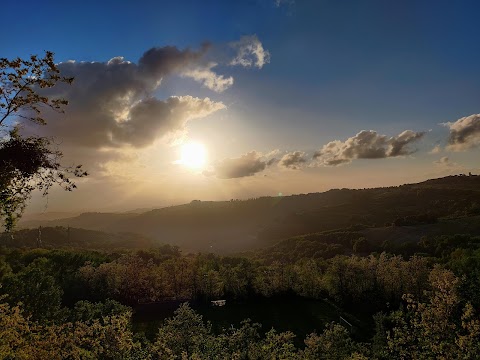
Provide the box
[2,0,480,213]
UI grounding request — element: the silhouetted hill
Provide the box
[1,226,155,249]
[14,175,480,253]
[19,211,81,223]
[413,173,480,190]
[19,212,139,231]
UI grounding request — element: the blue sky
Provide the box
[3,0,480,211]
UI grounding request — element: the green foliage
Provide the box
[0,255,12,281]
[0,257,64,322]
[259,328,299,359]
[303,323,362,359]
[152,303,211,358]
[70,299,131,323]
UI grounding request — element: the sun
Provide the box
[177,142,207,169]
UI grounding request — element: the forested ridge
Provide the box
[16,174,480,253]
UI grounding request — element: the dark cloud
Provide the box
[211,151,273,179]
[279,151,307,169]
[138,44,208,78]
[388,130,425,157]
[313,130,425,166]
[444,114,480,151]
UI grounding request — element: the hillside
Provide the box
[1,226,155,249]
[12,175,480,253]
[258,215,480,263]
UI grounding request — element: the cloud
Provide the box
[112,96,225,147]
[29,49,225,150]
[434,156,452,166]
[209,151,274,179]
[27,37,270,155]
[313,130,425,166]
[230,35,270,69]
[137,44,208,78]
[15,39,266,179]
[429,145,442,154]
[432,156,465,175]
[279,151,307,169]
[274,0,295,7]
[444,114,480,151]
[182,62,234,92]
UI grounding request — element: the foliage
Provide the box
[0,300,137,360]
[0,223,480,358]
[0,52,72,126]
[303,323,363,359]
[0,257,64,322]
[152,303,212,358]
[0,52,87,231]
[386,267,480,359]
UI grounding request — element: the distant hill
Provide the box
[1,226,155,249]
[19,212,139,231]
[18,211,81,223]
[12,175,480,253]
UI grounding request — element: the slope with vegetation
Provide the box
[15,174,480,253]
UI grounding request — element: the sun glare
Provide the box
[178,142,207,169]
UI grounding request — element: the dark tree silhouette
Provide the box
[0,52,87,231]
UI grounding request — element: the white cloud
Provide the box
[182,62,234,92]
[229,35,271,69]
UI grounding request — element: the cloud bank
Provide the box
[313,130,425,166]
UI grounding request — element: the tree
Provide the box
[152,303,211,358]
[0,257,64,323]
[386,267,480,359]
[0,52,87,231]
[303,323,364,360]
